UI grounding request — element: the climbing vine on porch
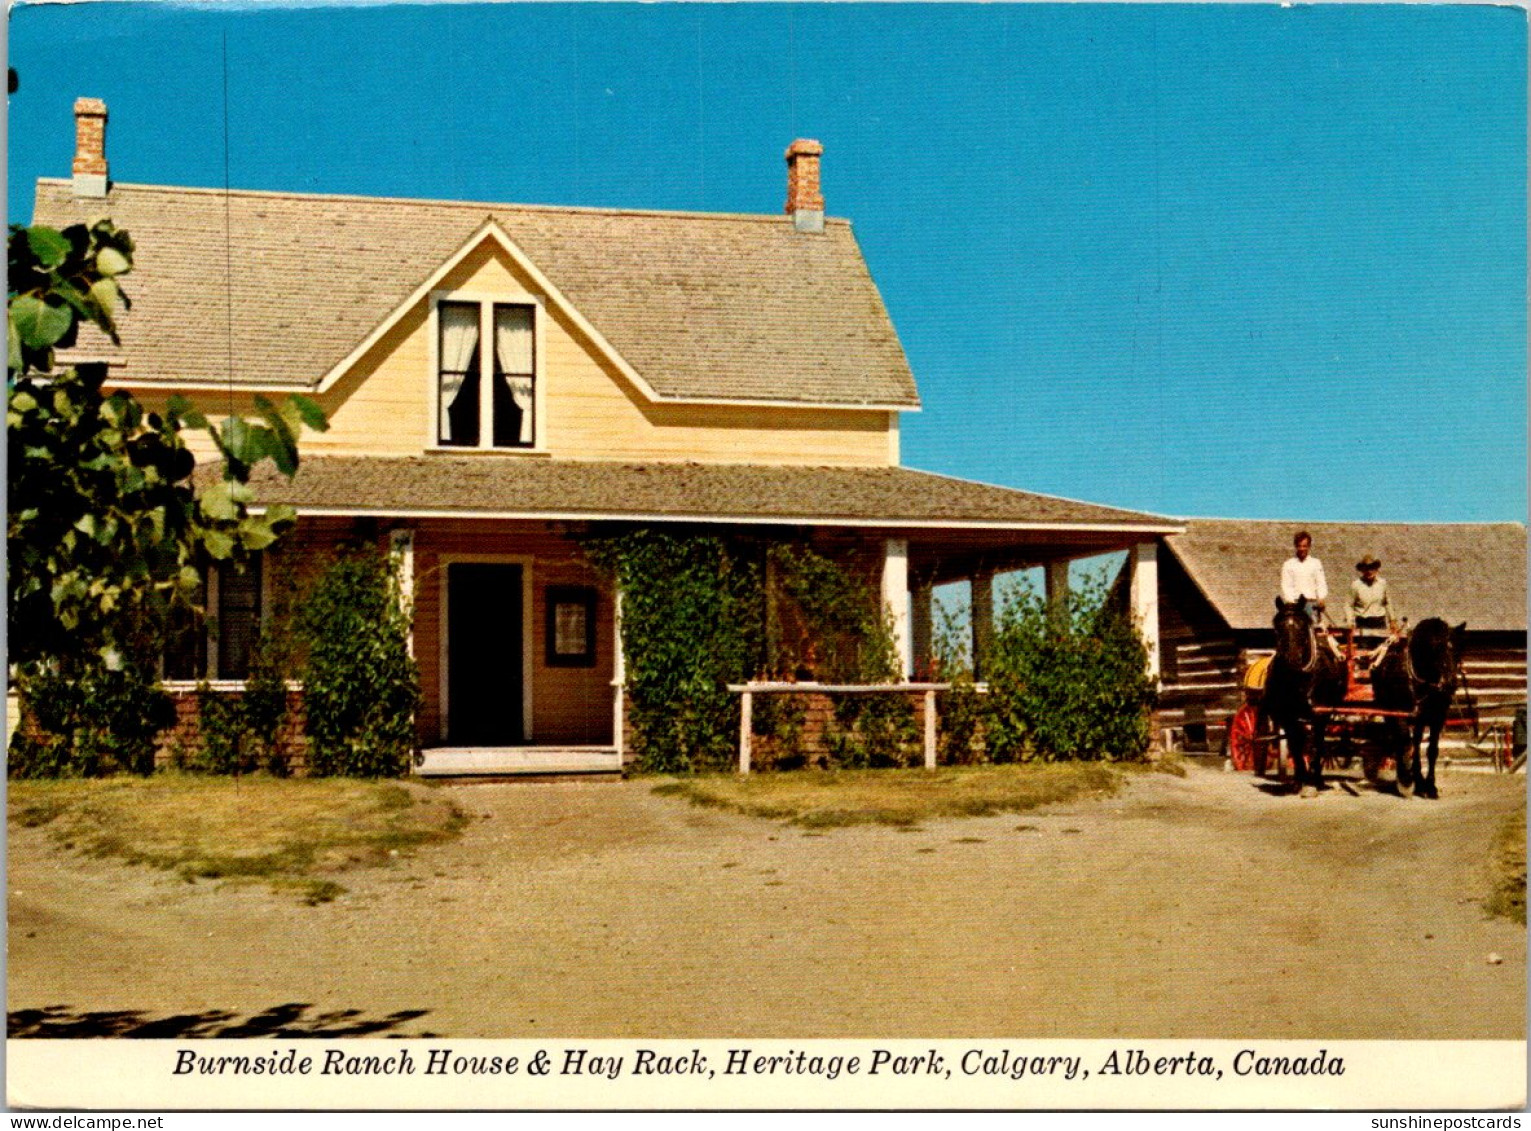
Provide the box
[584,530,917,773]
[585,530,763,773]
[766,543,916,769]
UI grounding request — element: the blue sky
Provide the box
[8,2,1526,522]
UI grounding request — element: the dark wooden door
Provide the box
[447,562,524,745]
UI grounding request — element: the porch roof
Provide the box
[231,456,1180,535]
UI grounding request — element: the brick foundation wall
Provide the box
[157,687,310,774]
[619,687,937,771]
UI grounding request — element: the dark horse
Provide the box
[1370,618,1466,799]
[1264,599,1347,797]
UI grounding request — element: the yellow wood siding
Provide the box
[128,239,895,466]
[412,522,615,747]
[257,518,615,747]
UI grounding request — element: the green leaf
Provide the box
[50,280,94,325]
[95,247,131,277]
[220,415,266,471]
[287,394,329,433]
[253,396,298,476]
[239,520,279,552]
[25,226,70,269]
[199,479,240,521]
[52,386,79,419]
[264,503,297,528]
[201,529,236,560]
[10,294,73,350]
[166,394,207,429]
[89,277,120,316]
[7,316,22,374]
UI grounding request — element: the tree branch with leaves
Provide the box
[7,219,327,773]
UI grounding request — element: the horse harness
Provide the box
[1403,636,1458,697]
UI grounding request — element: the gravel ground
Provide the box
[7,764,1525,1038]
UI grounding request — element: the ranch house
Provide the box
[33,98,1181,774]
[1155,519,1527,760]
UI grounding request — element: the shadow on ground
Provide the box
[9,1002,434,1038]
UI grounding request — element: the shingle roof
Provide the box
[220,457,1178,530]
[32,180,920,408]
[1167,519,1527,633]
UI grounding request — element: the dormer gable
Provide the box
[316,219,659,415]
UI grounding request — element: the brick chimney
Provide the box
[72,98,109,198]
[784,138,824,233]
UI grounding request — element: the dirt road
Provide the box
[8,765,1525,1038]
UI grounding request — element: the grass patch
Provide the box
[651,762,1124,829]
[1149,750,1189,777]
[8,773,468,904]
[1485,798,1526,925]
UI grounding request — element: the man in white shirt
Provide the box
[1280,531,1328,618]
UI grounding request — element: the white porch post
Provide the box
[1130,541,1161,683]
[923,688,938,769]
[612,587,626,759]
[738,688,753,775]
[910,578,933,678]
[971,571,994,678]
[882,538,912,677]
[387,528,416,658]
[1044,559,1070,620]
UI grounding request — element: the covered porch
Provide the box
[246,456,1181,776]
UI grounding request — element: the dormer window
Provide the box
[437,300,537,448]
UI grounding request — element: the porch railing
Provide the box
[725,681,978,774]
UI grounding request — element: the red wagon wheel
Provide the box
[1227,703,1259,772]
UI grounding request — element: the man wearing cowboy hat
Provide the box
[1349,553,1397,657]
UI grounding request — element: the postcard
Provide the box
[6,1,1525,1115]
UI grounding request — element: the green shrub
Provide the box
[932,599,986,765]
[983,572,1155,762]
[194,681,248,775]
[751,692,810,770]
[242,633,294,775]
[296,546,420,777]
[9,662,173,778]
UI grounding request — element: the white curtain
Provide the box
[494,306,535,444]
[439,305,479,442]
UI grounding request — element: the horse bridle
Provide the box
[1277,617,1320,675]
[1404,638,1457,695]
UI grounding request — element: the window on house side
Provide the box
[217,554,263,680]
[161,555,264,681]
[162,576,209,681]
[493,304,535,447]
[438,301,481,446]
[438,300,536,449]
